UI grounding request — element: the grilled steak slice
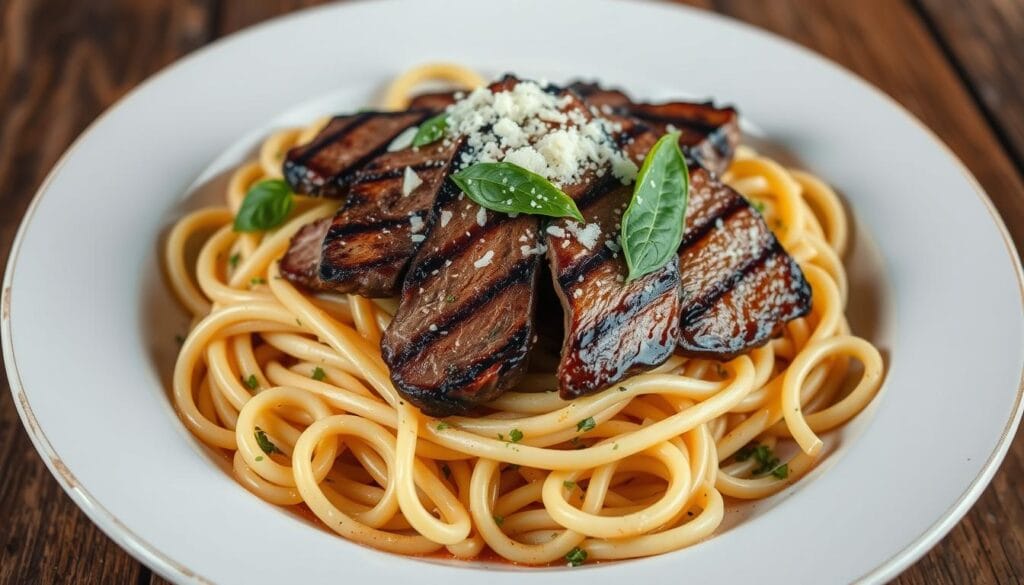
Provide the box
[283,111,429,197]
[280,217,332,289]
[677,168,811,358]
[381,191,544,416]
[315,140,464,297]
[407,91,458,112]
[569,81,740,175]
[382,76,549,416]
[546,178,682,399]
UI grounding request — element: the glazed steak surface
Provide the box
[317,140,464,297]
[546,178,682,399]
[676,168,811,358]
[569,81,739,175]
[283,110,428,197]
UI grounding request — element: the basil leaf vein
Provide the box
[620,132,689,281]
[412,113,448,147]
[451,162,584,222]
[234,179,294,232]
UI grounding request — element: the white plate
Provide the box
[4,1,1023,583]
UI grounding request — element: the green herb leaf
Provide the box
[509,428,524,443]
[243,374,259,390]
[493,514,505,526]
[576,417,596,433]
[233,179,294,232]
[250,277,266,285]
[228,253,241,269]
[771,463,789,479]
[563,480,576,491]
[451,162,584,222]
[255,455,264,462]
[254,427,281,455]
[620,132,689,281]
[445,294,456,303]
[412,113,448,147]
[753,200,766,214]
[565,547,588,567]
[436,422,450,431]
[311,367,326,381]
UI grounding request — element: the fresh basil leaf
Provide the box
[620,132,689,281]
[451,162,584,222]
[233,179,294,232]
[412,113,448,147]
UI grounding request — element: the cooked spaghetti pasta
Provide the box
[165,66,884,565]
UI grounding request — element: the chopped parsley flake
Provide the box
[243,374,259,390]
[565,547,587,567]
[570,437,586,449]
[445,294,456,303]
[736,442,788,478]
[436,422,450,431]
[493,514,505,526]
[254,427,281,455]
[255,455,264,462]
[509,428,524,443]
[618,386,628,392]
[753,201,766,213]
[563,480,576,490]
[250,277,266,285]
[576,417,596,432]
[311,367,326,381]
[228,253,241,269]
[174,334,185,345]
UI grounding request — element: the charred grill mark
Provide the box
[318,251,410,281]
[556,245,613,289]
[681,240,783,325]
[571,267,680,354]
[678,196,748,250]
[409,212,510,281]
[291,113,370,165]
[627,109,724,136]
[574,175,620,212]
[324,217,410,239]
[353,159,447,184]
[394,325,531,414]
[389,258,536,367]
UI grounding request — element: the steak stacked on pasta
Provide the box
[165,64,884,566]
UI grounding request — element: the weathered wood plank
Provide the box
[0,1,213,583]
[914,0,1024,172]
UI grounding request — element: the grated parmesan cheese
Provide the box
[476,206,487,227]
[473,250,495,268]
[402,167,423,196]
[443,81,635,186]
[440,209,453,227]
[565,221,602,250]
[409,214,425,233]
[388,127,418,152]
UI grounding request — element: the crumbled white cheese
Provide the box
[473,250,495,268]
[476,206,487,227]
[402,167,423,196]
[410,234,426,243]
[573,288,583,298]
[545,225,566,238]
[565,221,602,250]
[388,127,418,152]
[440,209,453,227]
[604,239,621,252]
[409,214,425,233]
[443,80,634,186]
[429,324,438,332]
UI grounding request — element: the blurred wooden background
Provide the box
[1,0,1022,583]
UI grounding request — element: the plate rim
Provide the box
[3,1,1023,583]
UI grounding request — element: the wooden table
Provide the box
[1,0,1022,582]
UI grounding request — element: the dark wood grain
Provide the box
[0,1,1022,584]
[0,1,212,584]
[914,0,1024,173]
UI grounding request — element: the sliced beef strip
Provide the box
[381,76,543,416]
[677,168,811,358]
[407,91,458,112]
[569,81,740,175]
[315,140,464,297]
[283,110,429,197]
[279,217,331,290]
[546,178,682,399]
